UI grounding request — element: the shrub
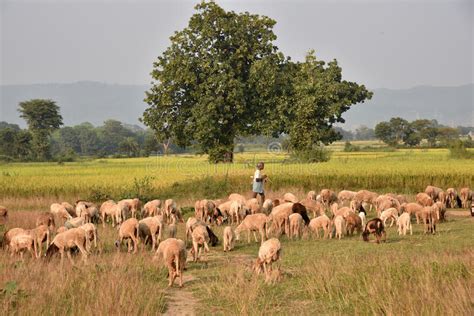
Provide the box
[343,141,360,152]
[448,140,474,159]
[290,147,332,163]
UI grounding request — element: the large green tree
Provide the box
[143,1,284,162]
[18,99,63,160]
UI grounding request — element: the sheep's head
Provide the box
[253,258,264,274]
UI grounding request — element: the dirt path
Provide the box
[163,274,198,316]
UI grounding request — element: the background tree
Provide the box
[18,99,63,160]
[354,125,375,140]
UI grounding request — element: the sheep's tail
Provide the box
[45,243,59,259]
[175,253,180,278]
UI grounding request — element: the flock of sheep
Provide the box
[1,185,472,287]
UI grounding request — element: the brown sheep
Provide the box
[223,226,235,252]
[419,206,439,234]
[29,225,50,257]
[269,202,294,236]
[154,238,187,287]
[306,190,317,200]
[459,187,472,209]
[254,238,282,282]
[36,212,55,231]
[434,201,447,221]
[46,228,89,266]
[228,193,247,204]
[120,198,141,219]
[445,188,459,208]
[0,206,8,226]
[3,228,27,250]
[138,216,163,251]
[79,223,98,252]
[320,189,337,207]
[116,218,139,254]
[416,193,434,207]
[375,195,400,217]
[100,200,120,227]
[61,202,76,218]
[309,215,332,239]
[50,203,73,225]
[235,213,269,244]
[246,198,261,214]
[345,213,362,235]
[10,234,36,260]
[191,224,210,262]
[362,218,386,243]
[143,199,162,217]
[354,190,379,211]
[164,199,177,222]
[283,193,298,203]
[424,185,445,203]
[300,198,325,218]
[400,202,424,224]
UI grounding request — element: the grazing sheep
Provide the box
[337,190,356,204]
[269,202,294,236]
[168,214,177,239]
[228,193,247,204]
[419,206,438,234]
[29,225,50,257]
[446,188,460,208]
[358,211,367,227]
[0,206,8,225]
[380,207,398,227]
[154,238,187,288]
[434,201,447,221]
[143,199,162,217]
[61,202,76,218]
[138,216,163,251]
[308,214,332,239]
[254,238,282,282]
[300,198,325,218]
[75,201,88,218]
[75,201,98,222]
[229,200,246,224]
[50,203,73,225]
[235,213,269,244]
[307,190,317,200]
[191,224,210,262]
[120,198,141,219]
[291,203,310,225]
[288,213,303,239]
[246,198,261,214]
[424,186,445,203]
[223,226,235,252]
[416,193,434,207]
[332,206,353,218]
[217,200,234,220]
[79,223,98,252]
[459,187,472,209]
[35,212,55,231]
[46,228,89,266]
[334,215,345,240]
[64,217,85,229]
[283,193,298,203]
[362,218,386,243]
[262,199,273,215]
[396,212,412,236]
[3,228,27,250]
[375,195,400,217]
[164,199,177,223]
[100,200,121,227]
[320,189,337,207]
[400,202,424,224]
[354,190,378,211]
[185,217,204,243]
[345,213,362,235]
[116,218,139,254]
[10,234,36,260]
[194,199,207,221]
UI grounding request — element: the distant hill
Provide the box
[1,81,472,129]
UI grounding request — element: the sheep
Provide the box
[116,218,139,254]
[320,189,337,207]
[459,187,472,209]
[100,200,121,227]
[64,217,85,229]
[35,212,55,231]
[396,194,408,204]
[288,213,303,239]
[191,224,210,262]
[228,193,247,204]
[61,202,76,218]
[0,206,8,226]
[50,203,73,225]
[424,185,445,203]
[269,202,309,236]
[337,190,356,205]
[3,228,27,250]
[261,199,273,215]
[300,198,325,218]
[56,226,68,234]
[185,217,218,247]
[10,234,36,260]
[354,190,378,211]
[419,206,438,234]
[168,214,177,239]
[46,228,89,266]
[138,215,164,251]
[223,226,235,252]
[120,198,141,219]
[380,207,398,227]
[143,199,162,217]
[234,213,269,244]
[306,190,317,200]
[194,199,206,221]
[308,214,332,239]
[334,215,345,240]
[154,238,187,287]
[79,223,98,252]
[400,202,424,224]
[164,199,177,223]
[416,193,434,207]
[229,200,246,224]
[362,218,386,243]
[283,192,298,203]
[217,200,234,220]
[358,211,366,227]
[28,225,50,257]
[291,203,310,225]
[375,195,400,217]
[434,201,447,221]
[345,213,362,235]
[76,201,98,222]
[254,238,282,282]
[396,212,412,236]
[246,198,261,214]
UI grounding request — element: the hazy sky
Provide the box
[1,0,472,89]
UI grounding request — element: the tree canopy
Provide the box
[143,1,372,162]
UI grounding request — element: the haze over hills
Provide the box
[0,81,472,129]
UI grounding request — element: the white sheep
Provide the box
[288,213,303,239]
[234,213,269,244]
[380,207,398,227]
[254,238,282,282]
[358,211,366,227]
[334,215,345,240]
[397,212,412,236]
[308,214,332,239]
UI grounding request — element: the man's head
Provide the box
[257,162,264,170]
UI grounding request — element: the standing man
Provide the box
[252,162,267,204]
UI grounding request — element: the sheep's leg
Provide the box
[151,234,156,252]
[131,235,139,254]
[253,231,259,243]
[127,239,132,253]
[409,222,412,235]
[66,250,75,266]
[247,230,251,244]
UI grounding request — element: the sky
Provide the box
[1,0,473,89]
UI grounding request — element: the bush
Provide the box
[343,141,360,152]
[448,140,474,159]
[290,147,332,163]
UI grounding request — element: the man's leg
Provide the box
[252,191,258,199]
[260,192,265,205]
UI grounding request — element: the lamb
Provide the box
[116,218,139,254]
[283,193,298,203]
[345,213,362,235]
[191,224,210,262]
[380,207,398,227]
[362,218,386,243]
[10,234,36,260]
[154,238,187,288]
[138,215,164,251]
[459,187,472,209]
[400,202,424,224]
[416,193,434,207]
[308,214,332,239]
[254,238,282,282]
[234,213,269,244]
[396,212,412,236]
[143,199,162,217]
[46,228,89,266]
[334,215,345,240]
[223,226,235,252]
[288,213,303,239]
